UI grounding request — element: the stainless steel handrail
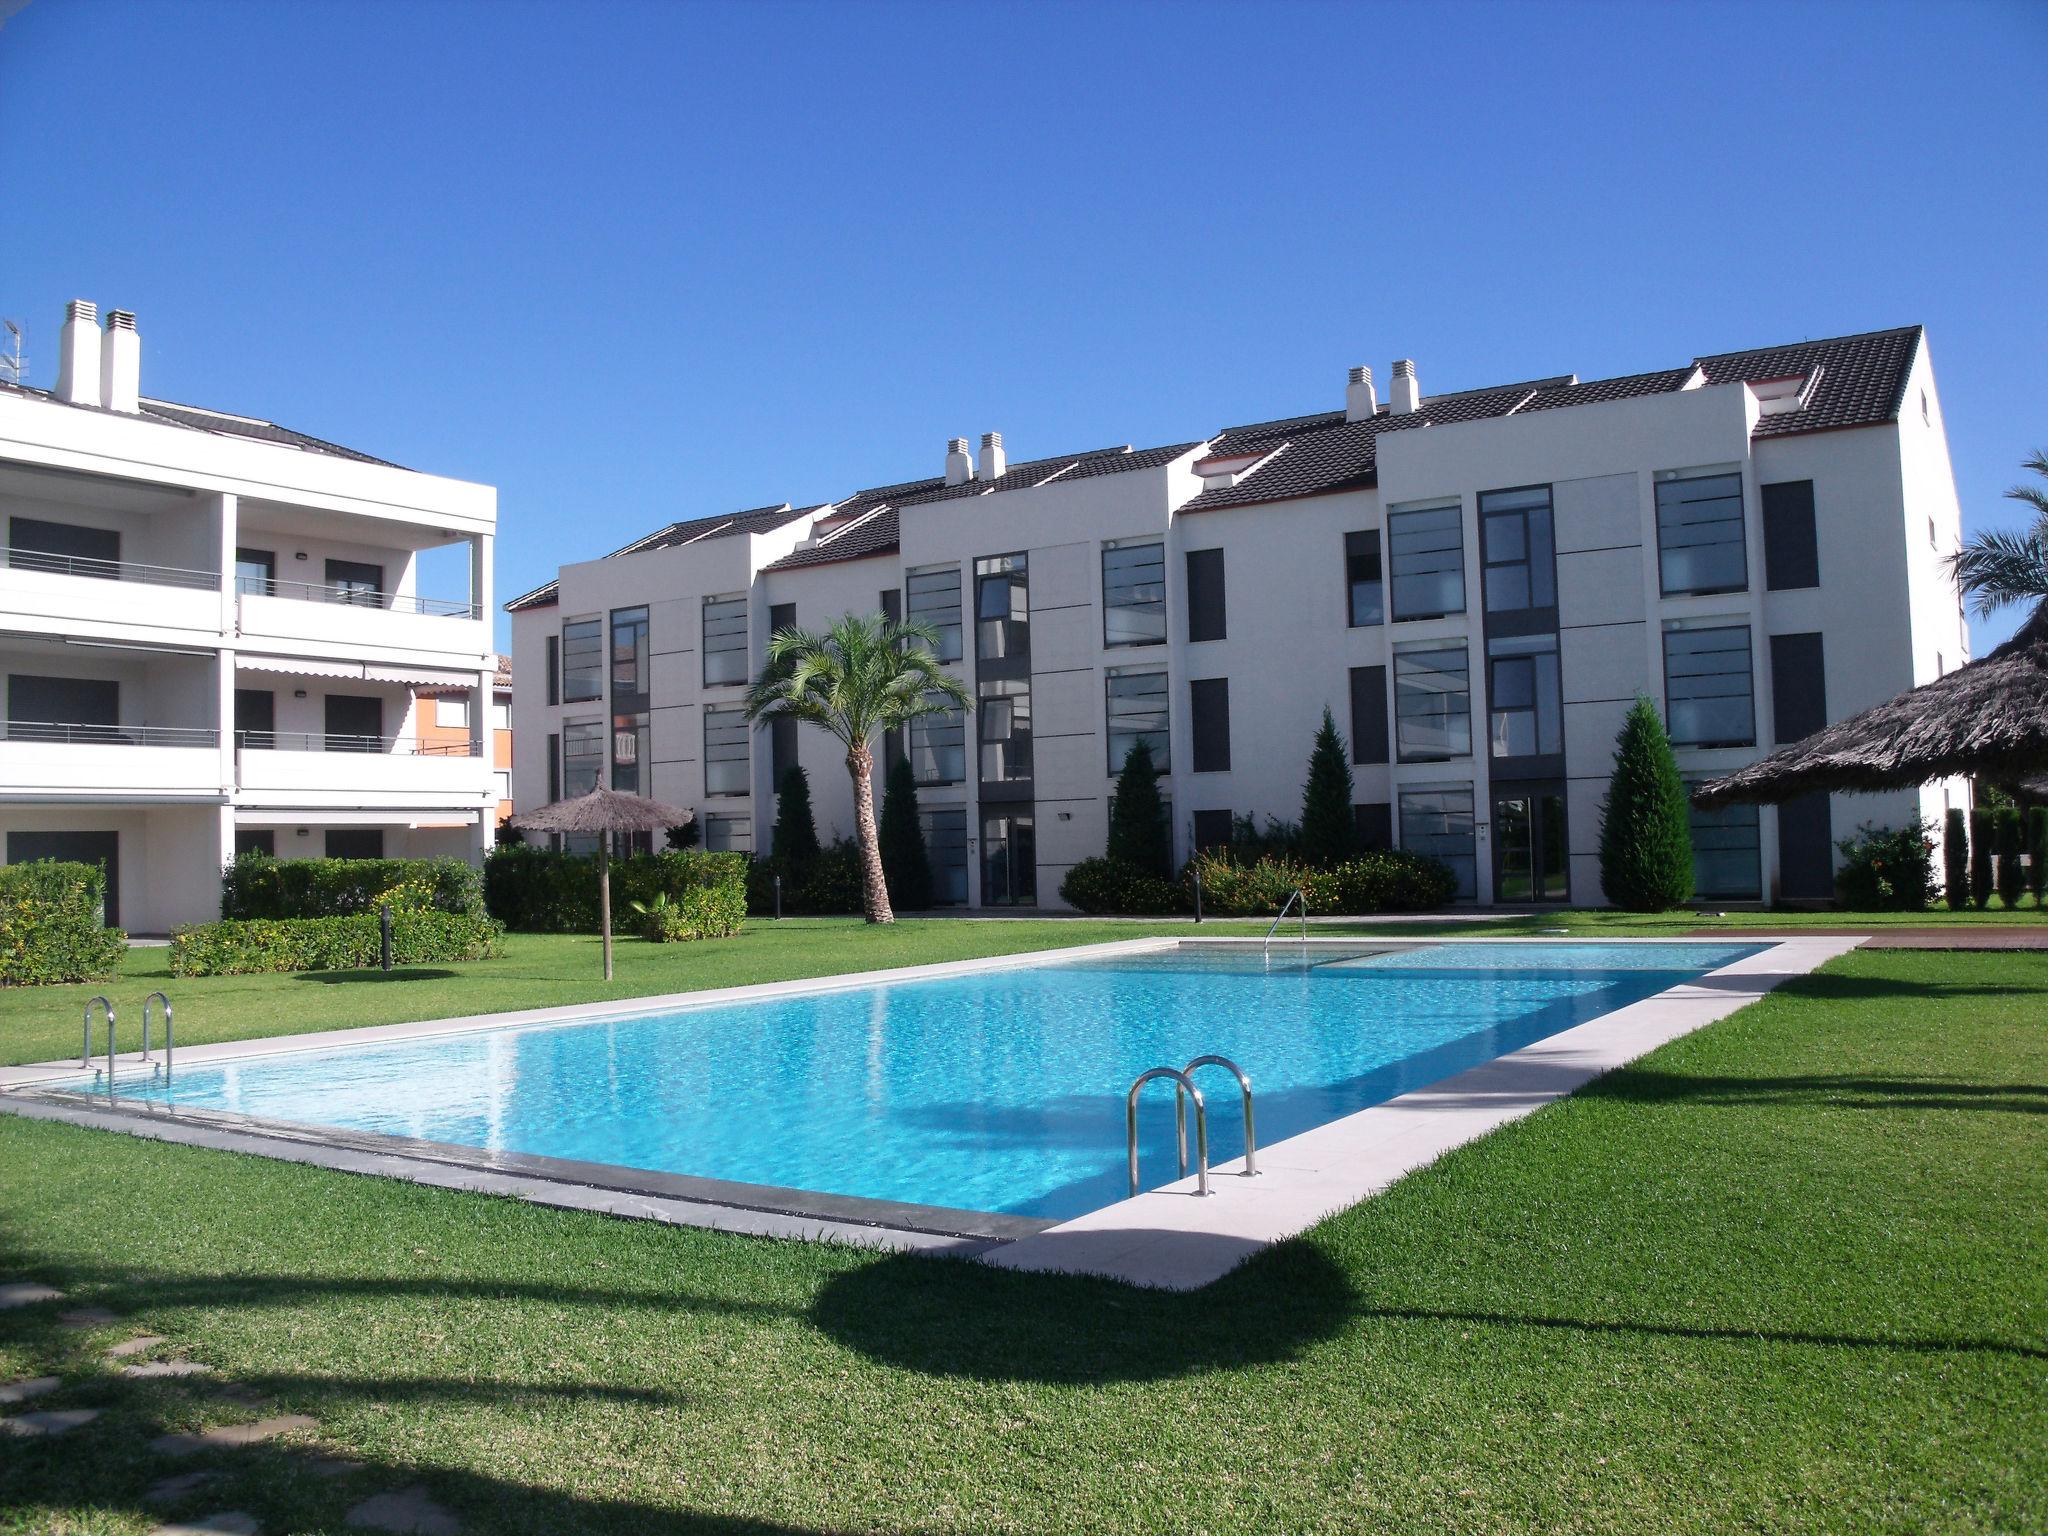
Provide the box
[142,991,172,1076]
[1263,888,1307,957]
[234,730,481,757]
[1179,1054,1257,1177]
[2,545,220,590]
[1127,1066,1210,1198]
[235,574,479,618]
[1,721,219,748]
[82,995,113,1075]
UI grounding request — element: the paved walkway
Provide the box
[1684,926,2048,949]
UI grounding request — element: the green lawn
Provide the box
[1,946,2042,1533]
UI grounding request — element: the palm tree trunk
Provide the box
[847,742,894,924]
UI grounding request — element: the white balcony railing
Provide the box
[0,546,221,590]
[1,720,219,747]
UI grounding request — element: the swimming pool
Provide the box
[60,940,1759,1225]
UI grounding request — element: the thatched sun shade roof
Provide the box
[1694,607,2048,807]
[511,786,692,836]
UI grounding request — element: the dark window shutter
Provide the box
[1769,632,1827,743]
[545,635,560,706]
[768,602,796,637]
[1189,678,1231,772]
[547,733,560,802]
[1761,480,1819,590]
[770,714,797,781]
[1777,791,1834,898]
[880,589,901,623]
[1191,808,1233,851]
[1353,802,1393,850]
[1185,548,1226,642]
[1349,665,1389,764]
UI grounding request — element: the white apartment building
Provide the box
[509,325,1969,909]
[0,301,499,932]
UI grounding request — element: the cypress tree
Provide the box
[1298,707,1358,868]
[1598,696,1695,911]
[2028,806,2047,907]
[1995,807,2025,909]
[878,756,932,910]
[1107,740,1172,874]
[1943,806,1971,912]
[772,765,820,875]
[1969,807,1994,909]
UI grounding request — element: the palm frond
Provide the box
[1947,522,2048,618]
[741,608,974,754]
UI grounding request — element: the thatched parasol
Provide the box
[1694,606,2048,807]
[512,787,693,979]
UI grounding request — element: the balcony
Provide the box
[236,579,488,668]
[0,546,223,635]
[234,731,490,808]
[0,719,224,801]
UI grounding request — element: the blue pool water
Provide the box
[91,941,1756,1221]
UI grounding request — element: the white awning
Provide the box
[236,655,479,688]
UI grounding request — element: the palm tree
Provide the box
[744,613,970,923]
[1948,449,2048,620]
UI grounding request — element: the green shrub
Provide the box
[1183,848,1455,915]
[0,861,126,986]
[1970,808,1993,909]
[1059,857,1187,916]
[170,910,504,977]
[1599,697,1694,912]
[483,846,748,932]
[1106,741,1172,875]
[772,766,821,874]
[747,839,864,916]
[221,853,486,920]
[2030,807,2047,906]
[631,885,746,942]
[1993,807,2025,908]
[879,757,933,910]
[1944,807,1971,912]
[1833,820,1938,911]
[1298,707,1359,868]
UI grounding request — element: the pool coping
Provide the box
[0,934,1861,1280]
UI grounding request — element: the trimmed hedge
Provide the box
[170,910,504,977]
[0,860,126,986]
[1185,848,1457,916]
[221,854,486,920]
[1060,858,1187,916]
[749,840,864,916]
[484,846,749,933]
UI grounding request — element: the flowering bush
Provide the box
[1833,820,1938,911]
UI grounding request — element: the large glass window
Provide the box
[975,553,1029,661]
[1102,539,1165,648]
[561,718,604,798]
[1656,468,1747,595]
[704,704,750,795]
[1479,486,1557,613]
[703,813,753,854]
[1663,623,1755,747]
[561,618,602,702]
[703,594,749,686]
[1487,634,1563,759]
[921,807,969,906]
[980,812,1036,906]
[1345,530,1383,626]
[1105,668,1169,774]
[1400,785,1476,900]
[909,696,966,785]
[905,564,963,662]
[611,710,650,795]
[1688,788,1761,899]
[1387,502,1466,620]
[234,547,275,596]
[978,677,1032,782]
[1394,641,1472,761]
[610,605,649,700]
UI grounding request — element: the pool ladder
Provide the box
[80,992,174,1088]
[1263,888,1308,958]
[1125,1054,1259,1198]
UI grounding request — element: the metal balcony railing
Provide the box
[2,546,221,591]
[0,720,220,748]
[235,574,479,619]
[235,730,481,756]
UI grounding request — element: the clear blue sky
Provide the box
[3,0,2042,654]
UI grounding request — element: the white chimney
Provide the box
[944,436,975,486]
[1389,358,1421,415]
[56,300,102,407]
[1346,365,1378,422]
[100,310,140,413]
[978,431,1006,482]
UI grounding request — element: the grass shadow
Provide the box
[291,968,461,985]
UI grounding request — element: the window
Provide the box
[906,564,963,662]
[1394,642,1472,761]
[921,807,969,905]
[975,553,1029,661]
[434,696,469,729]
[546,732,560,802]
[1655,468,1747,595]
[770,715,797,782]
[324,694,382,753]
[8,674,118,729]
[1354,803,1393,851]
[1191,809,1234,852]
[9,516,120,576]
[1105,668,1169,774]
[494,770,511,804]
[981,812,1036,905]
[1928,516,1938,548]
[545,635,560,706]
[1349,665,1389,765]
[612,710,650,797]
[492,701,509,733]
[1688,791,1760,899]
[1663,623,1755,747]
[879,590,900,625]
[1345,530,1384,626]
[562,718,604,797]
[324,828,384,860]
[768,601,796,639]
[6,829,118,924]
[1387,503,1465,620]
[1185,548,1226,641]
[1770,631,1827,743]
[611,605,649,699]
[703,594,748,686]
[561,619,602,702]
[704,705,750,795]
[1189,678,1231,773]
[1761,480,1819,590]
[1400,785,1476,900]
[233,547,275,596]
[1478,486,1557,614]
[234,688,275,749]
[1102,539,1166,647]
[235,829,276,858]
[325,558,384,607]
[704,813,753,854]
[909,696,966,785]
[978,678,1032,782]
[1486,634,1562,759]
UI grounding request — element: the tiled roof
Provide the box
[1181,326,1925,514]
[0,379,400,466]
[504,579,560,612]
[503,503,824,610]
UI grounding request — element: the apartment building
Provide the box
[0,301,499,932]
[508,325,1968,908]
[419,655,514,825]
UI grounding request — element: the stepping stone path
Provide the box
[0,1406,100,1437]
[149,1515,258,1536]
[144,1470,220,1505]
[346,1486,461,1535]
[0,1376,60,1405]
[123,1360,217,1379]
[0,1281,64,1309]
[107,1333,169,1358]
[150,1415,318,1456]
[58,1306,121,1328]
